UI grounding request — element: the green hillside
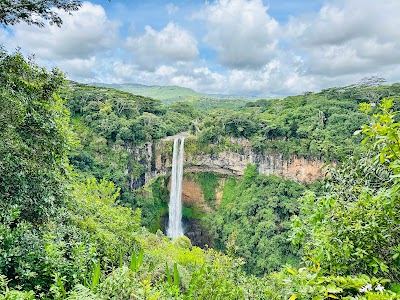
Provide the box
[92,82,256,110]
[92,83,200,101]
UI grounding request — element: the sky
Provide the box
[1,0,400,97]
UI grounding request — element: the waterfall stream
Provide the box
[167,137,185,238]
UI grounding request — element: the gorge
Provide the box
[126,133,327,247]
[58,79,395,285]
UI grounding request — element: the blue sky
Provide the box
[1,0,400,96]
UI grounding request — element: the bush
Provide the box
[71,178,141,263]
[265,266,397,299]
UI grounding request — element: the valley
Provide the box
[61,79,400,279]
[2,35,400,300]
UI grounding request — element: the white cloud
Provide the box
[125,22,198,70]
[111,62,137,82]
[168,66,226,93]
[223,52,316,96]
[58,56,97,78]
[288,0,400,76]
[10,2,119,60]
[201,0,279,69]
[3,0,399,97]
[166,3,179,15]
[155,65,178,77]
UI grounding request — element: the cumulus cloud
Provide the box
[201,0,279,69]
[125,22,198,70]
[168,66,226,93]
[166,3,179,15]
[108,52,313,97]
[111,63,179,83]
[112,62,137,82]
[4,0,399,97]
[10,2,119,60]
[223,52,316,96]
[58,56,97,78]
[288,0,400,76]
[109,61,223,94]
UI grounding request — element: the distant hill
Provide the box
[91,82,257,110]
[91,83,200,102]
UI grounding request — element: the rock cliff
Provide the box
[144,135,325,185]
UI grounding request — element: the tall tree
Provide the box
[0,48,71,222]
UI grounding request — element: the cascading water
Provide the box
[167,137,185,238]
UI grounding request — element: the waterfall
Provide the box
[167,137,185,238]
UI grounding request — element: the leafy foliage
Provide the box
[206,165,306,275]
[194,84,400,161]
[70,178,141,263]
[0,49,100,295]
[359,98,400,176]
[0,48,71,223]
[0,0,82,27]
[291,99,400,282]
[265,265,396,299]
[292,189,400,281]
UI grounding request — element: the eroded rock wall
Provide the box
[146,136,325,185]
[168,176,225,211]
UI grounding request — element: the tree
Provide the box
[71,178,141,261]
[358,98,400,176]
[0,48,71,222]
[291,99,400,281]
[357,76,387,88]
[207,165,305,276]
[0,0,82,27]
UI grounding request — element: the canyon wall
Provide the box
[145,135,325,185]
[171,176,226,212]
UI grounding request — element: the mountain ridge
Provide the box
[91,82,256,100]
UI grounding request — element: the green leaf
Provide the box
[90,261,101,291]
[119,252,123,268]
[130,251,137,272]
[137,249,144,268]
[326,284,342,294]
[379,152,385,163]
[166,262,172,285]
[173,262,180,289]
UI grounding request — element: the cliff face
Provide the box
[184,152,323,183]
[170,176,225,211]
[180,177,209,211]
[145,136,325,185]
[124,142,154,189]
